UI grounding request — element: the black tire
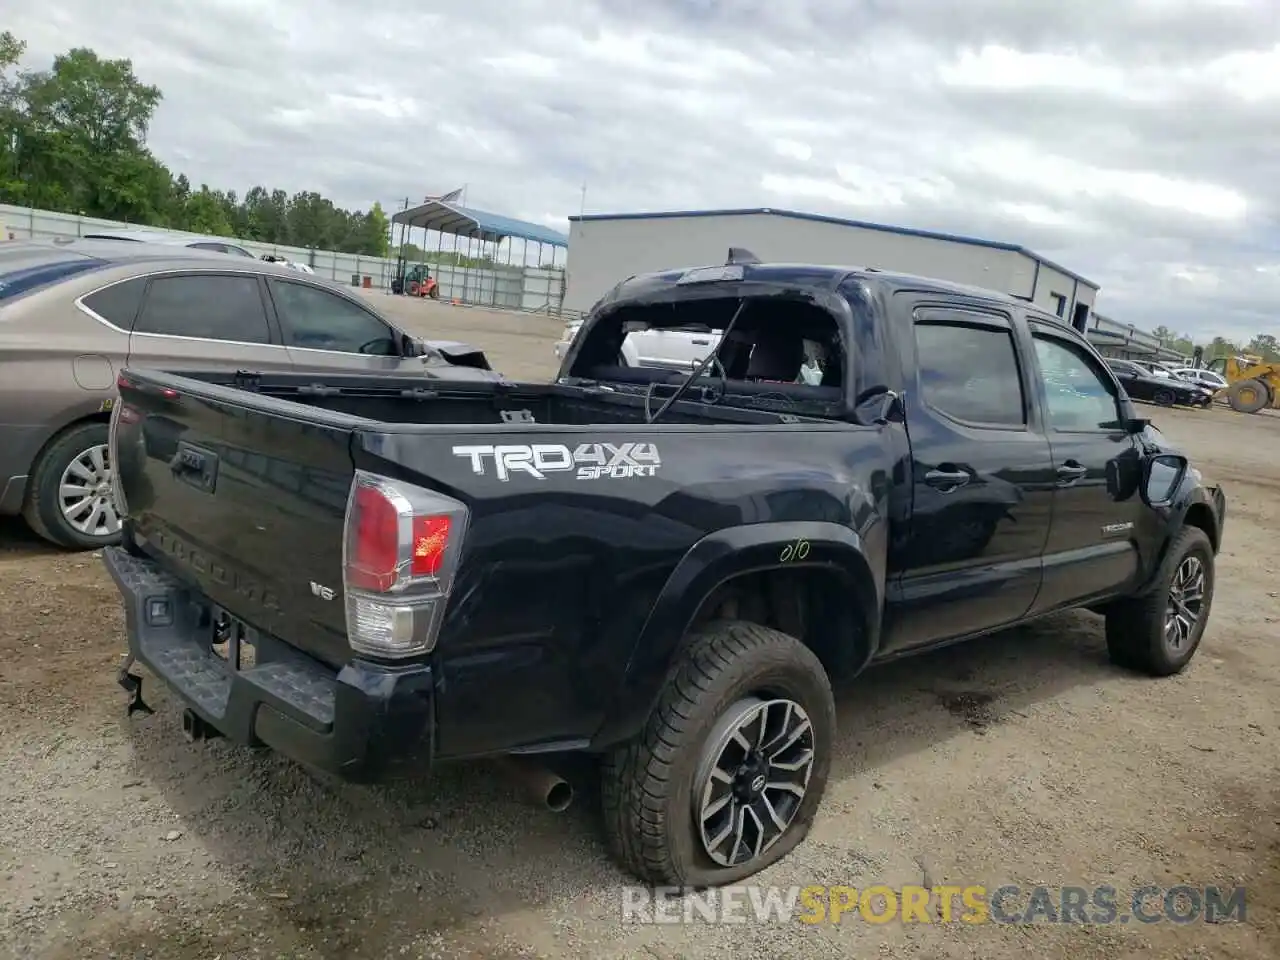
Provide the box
[600,619,835,888]
[428,285,440,300]
[1227,378,1268,414]
[22,421,122,551]
[1104,527,1214,676]
[1153,388,1175,407]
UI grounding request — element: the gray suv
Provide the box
[0,239,495,550]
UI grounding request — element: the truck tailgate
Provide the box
[113,370,368,666]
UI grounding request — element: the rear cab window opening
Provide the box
[565,294,850,418]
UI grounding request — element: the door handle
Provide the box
[925,467,971,491]
[1057,461,1088,484]
[691,338,711,345]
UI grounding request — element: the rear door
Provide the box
[883,299,1056,653]
[127,271,294,373]
[263,277,425,375]
[1026,320,1145,612]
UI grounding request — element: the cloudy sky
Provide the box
[10,0,1280,341]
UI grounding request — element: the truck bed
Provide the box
[168,369,826,428]
[110,367,876,759]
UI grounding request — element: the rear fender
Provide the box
[591,521,884,748]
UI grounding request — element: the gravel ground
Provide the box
[2,298,1278,959]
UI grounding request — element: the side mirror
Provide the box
[1141,453,1187,508]
[1123,415,1149,435]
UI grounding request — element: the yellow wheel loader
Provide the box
[1205,354,1280,414]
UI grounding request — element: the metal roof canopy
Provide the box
[393,200,567,247]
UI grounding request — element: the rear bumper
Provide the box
[103,546,435,782]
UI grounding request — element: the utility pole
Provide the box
[580,181,587,216]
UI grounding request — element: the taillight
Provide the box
[346,484,404,591]
[341,471,469,658]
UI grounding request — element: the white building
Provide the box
[564,208,1099,331]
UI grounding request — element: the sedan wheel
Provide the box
[1153,389,1175,406]
[22,421,124,550]
[58,443,121,539]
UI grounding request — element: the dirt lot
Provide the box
[2,298,1278,959]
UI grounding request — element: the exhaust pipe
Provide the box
[493,755,574,813]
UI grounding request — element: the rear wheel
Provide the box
[600,619,835,888]
[1226,378,1268,414]
[1153,388,1175,406]
[22,422,122,550]
[1104,527,1214,676]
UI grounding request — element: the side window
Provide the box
[914,312,1026,427]
[134,274,272,343]
[1032,332,1121,431]
[81,277,147,330]
[267,279,399,355]
[188,242,227,253]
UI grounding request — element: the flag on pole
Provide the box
[426,187,464,203]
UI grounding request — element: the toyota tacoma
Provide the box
[103,253,1226,888]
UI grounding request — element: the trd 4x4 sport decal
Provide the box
[451,442,661,482]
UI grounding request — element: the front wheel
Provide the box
[1153,388,1175,406]
[600,620,835,888]
[1104,526,1215,676]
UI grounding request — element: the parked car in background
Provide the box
[1171,367,1228,391]
[1106,359,1213,407]
[1126,360,1174,378]
[553,317,827,381]
[0,239,497,550]
[554,316,717,371]
[81,228,260,259]
[261,253,316,275]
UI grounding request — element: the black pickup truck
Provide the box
[104,255,1226,889]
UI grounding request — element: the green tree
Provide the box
[0,31,28,198]
[1206,336,1239,362]
[1245,333,1280,361]
[183,184,233,235]
[363,201,390,257]
[0,34,404,256]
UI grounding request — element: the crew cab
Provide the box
[103,254,1226,889]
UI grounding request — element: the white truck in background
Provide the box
[554,316,826,383]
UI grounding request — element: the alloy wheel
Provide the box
[693,697,816,868]
[1164,555,1206,654]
